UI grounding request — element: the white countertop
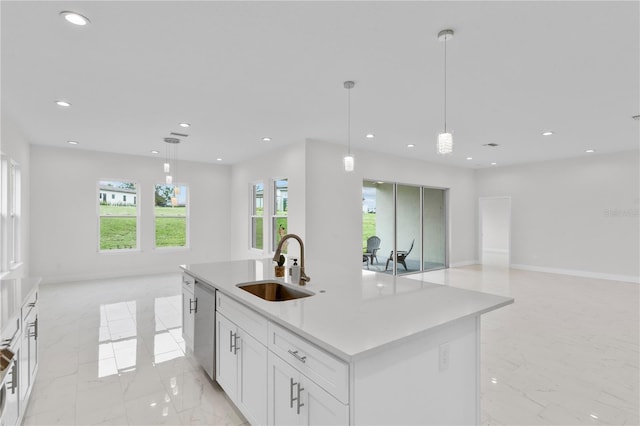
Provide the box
[182,259,513,361]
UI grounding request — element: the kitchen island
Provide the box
[182,259,513,425]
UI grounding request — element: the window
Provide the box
[272,179,288,252]
[1,155,21,272]
[9,162,20,266]
[98,180,138,251]
[250,183,264,250]
[154,184,188,248]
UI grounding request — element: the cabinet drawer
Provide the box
[268,322,349,404]
[182,273,195,294]
[216,292,268,346]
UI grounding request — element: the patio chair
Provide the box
[363,236,381,266]
[385,239,415,271]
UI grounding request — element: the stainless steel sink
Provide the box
[236,280,314,302]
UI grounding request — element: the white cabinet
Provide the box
[216,293,268,425]
[268,351,349,426]
[181,274,195,351]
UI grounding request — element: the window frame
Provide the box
[249,181,265,251]
[1,154,22,274]
[97,180,140,253]
[153,183,190,250]
[271,177,288,253]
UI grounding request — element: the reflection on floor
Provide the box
[24,267,639,425]
[23,274,246,426]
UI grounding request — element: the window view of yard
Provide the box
[99,181,138,250]
[155,184,187,248]
[98,181,187,250]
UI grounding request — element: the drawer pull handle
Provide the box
[288,349,307,364]
[189,298,197,314]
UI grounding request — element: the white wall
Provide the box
[30,146,231,283]
[1,114,31,275]
[304,140,478,267]
[476,151,640,282]
[229,141,306,260]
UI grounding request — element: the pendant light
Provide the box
[437,29,454,155]
[163,137,180,186]
[343,81,355,172]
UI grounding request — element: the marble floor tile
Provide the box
[25,268,639,425]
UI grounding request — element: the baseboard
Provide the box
[39,266,182,285]
[510,264,640,284]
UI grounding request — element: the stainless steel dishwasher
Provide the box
[193,281,216,379]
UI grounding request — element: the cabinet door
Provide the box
[301,376,349,426]
[193,283,215,379]
[268,352,302,426]
[181,290,194,350]
[215,313,237,398]
[237,329,268,426]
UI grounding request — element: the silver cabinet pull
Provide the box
[189,298,197,314]
[229,331,240,354]
[288,349,307,364]
[289,378,304,414]
[29,318,38,340]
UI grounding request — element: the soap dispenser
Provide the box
[291,258,301,284]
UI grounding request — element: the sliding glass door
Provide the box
[362,180,447,275]
[423,187,447,271]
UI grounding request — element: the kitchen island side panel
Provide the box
[352,316,479,425]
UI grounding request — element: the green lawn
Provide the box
[362,213,376,248]
[99,205,187,250]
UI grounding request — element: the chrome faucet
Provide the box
[273,233,310,285]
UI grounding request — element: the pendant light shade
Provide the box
[343,155,354,172]
[343,80,355,172]
[437,132,453,155]
[437,29,454,155]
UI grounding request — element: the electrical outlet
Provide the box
[439,342,450,372]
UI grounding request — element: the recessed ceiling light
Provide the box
[466,157,473,160]
[542,131,554,136]
[365,133,375,139]
[150,150,160,154]
[178,123,190,128]
[55,100,71,107]
[67,140,79,145]
[586,149,595,153]
[491,162,497,166]
[216,158,223,161]
[60,11,90,26]
[407,144,415,148]
[262,137,272,142]
[376,181,384,184]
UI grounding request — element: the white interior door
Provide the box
[479,197,511,267]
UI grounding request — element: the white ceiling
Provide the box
[2,1,638,168]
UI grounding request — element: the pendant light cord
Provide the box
[444,36,447,133]
[347,86,351,156]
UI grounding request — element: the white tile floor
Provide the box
[23,266,638,425]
